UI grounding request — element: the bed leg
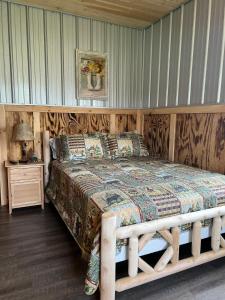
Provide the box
[100,212,117,300]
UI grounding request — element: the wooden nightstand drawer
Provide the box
[11,181,42,207]
[5,162,44,214]
[9,167,41,182]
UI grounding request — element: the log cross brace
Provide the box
[100,208,225,300]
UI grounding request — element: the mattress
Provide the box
[46,157,225,295]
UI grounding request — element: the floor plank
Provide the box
[0,204,225,300]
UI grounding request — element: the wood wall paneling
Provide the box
[168,114,176,162]
[42,113,110,137]
[115,114,137,134]
[144,114,170,160]
[175,113,225,174]
[110,114,116,134]
[33,112,42,159]
[149,104,225,115]
[3,104,140,114]
[136,111,144,135]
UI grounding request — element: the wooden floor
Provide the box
[1,205,225,300]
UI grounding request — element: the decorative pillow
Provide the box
[60,133,110,161]
[84,133,110,159]
[106,133,149,159]
[60,134,86,161]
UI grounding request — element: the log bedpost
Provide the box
[101,212,117,300]
[128,236,139,277]
[211,216,222,252]
[171,226,180,264]
[192,221,202,258]
[43,130,50,188]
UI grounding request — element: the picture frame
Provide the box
[76,49,108,100]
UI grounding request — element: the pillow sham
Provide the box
[60,134,86,161]
[106,132,149,159]
[84,133,110,159]
[60,133,110,161]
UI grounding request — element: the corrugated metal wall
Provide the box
[143,0,225,108]
[2,0,225,109]
[0,1,144,108]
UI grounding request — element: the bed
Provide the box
[43,131,225,300]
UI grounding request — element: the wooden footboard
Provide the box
[100,207,225,300]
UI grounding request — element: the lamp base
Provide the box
[19,159,28,164]
[9,160,19,165]
[21,142,28,163]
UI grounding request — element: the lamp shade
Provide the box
[13,122,34,141]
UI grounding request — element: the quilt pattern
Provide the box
[46,158,225,295]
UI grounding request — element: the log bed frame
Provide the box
[42,128,225,300]
[2,104,225,299]
[101,209,225,299]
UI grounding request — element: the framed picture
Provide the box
[76,49,108,100]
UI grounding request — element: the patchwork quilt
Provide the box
[46,158,225,295]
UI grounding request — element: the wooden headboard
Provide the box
[1,103,225,207]
[0,104,145,206]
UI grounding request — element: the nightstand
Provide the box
[5,162,44,214]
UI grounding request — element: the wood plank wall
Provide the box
[144,114,170,160]
[144,105,225,175]
[2,103,225,207]
[175,113,225,174]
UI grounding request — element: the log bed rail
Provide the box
[101,208,225,300]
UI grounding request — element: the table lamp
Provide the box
[13,121,34,163]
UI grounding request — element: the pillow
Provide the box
[83,133,110,159]
[106,132,149,159]
[60,134,86,161]
[49,137,61,160]
[60,133,110,161]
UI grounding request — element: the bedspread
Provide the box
[46,158,225,295]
